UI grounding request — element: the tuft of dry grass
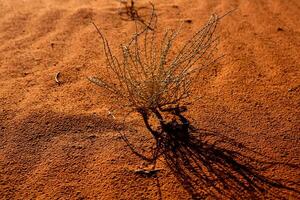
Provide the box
[90,7,220,114]
[89,5,227,161]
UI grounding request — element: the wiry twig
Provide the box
[118,0,154,31]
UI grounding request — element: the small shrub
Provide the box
[89,5,223,162]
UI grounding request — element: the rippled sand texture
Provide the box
[0,0,299,199]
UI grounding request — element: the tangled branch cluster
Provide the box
[89,6,220,115]
[89,5,224,161]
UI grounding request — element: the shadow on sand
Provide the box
[154,124,300,199]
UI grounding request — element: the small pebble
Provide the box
[184,19,193,24]
[277,27,284,31]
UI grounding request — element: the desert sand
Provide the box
[0,0,299,199]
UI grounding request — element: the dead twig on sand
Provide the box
[118,0,154,31]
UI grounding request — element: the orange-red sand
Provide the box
[0,0,299,199]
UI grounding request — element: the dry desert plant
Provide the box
[118,0,136,18]
[89,5,226,162]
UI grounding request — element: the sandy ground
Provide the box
[0,0,299,199]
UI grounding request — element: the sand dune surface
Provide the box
[0,0,299,199]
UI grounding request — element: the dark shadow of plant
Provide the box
[159,120,300,199]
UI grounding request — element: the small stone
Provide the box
[184,19,193,24]
[277,27,284,31]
